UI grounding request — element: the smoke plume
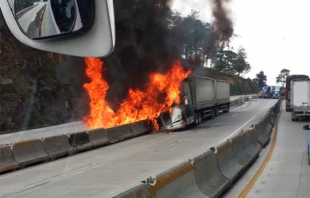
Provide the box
[210,0,234,41]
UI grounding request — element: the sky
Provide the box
[172,0,310,85]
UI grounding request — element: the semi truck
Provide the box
[285,75,309,111]
[290,78,310,121]
[261,86,271,98]
[157,75,230,131]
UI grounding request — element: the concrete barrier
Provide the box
[12,139,49,168]
[130,120,149,136]
[42,134,74,160]
[147,162,205,198]
[214,140,243,182]
[107,124,133,144]
[192,150,230,198]
[244,128,261,159]
[231,134,252,169]
[113,183,150,198]
[254,117,270,147]
[87,128,108,148]
[0,145,20,173]
[68,132,93,153]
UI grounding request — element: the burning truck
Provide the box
[157,74,230,131]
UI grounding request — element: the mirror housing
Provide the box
[1,0,115,57]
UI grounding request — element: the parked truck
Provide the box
[157,75,230,131]
[285,75,309,111]
[290,78,310,121]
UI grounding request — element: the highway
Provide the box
[224,102,310,198]
[0,98,277,198]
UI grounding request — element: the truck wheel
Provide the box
[210,109,215,119]
[194,112,199,126]
[227,104,230,113]
[215,107,219,117]
[308,155,310,165]
[198,113,202,124]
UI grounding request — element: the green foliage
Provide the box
[254,71,267,89]
[276,69,290,86]
[214,47,251,75]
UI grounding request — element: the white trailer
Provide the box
[290,79,310,121]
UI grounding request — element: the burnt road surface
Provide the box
[0,98,277,198]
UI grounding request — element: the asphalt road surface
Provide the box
[224,101,310,198]
[0,98,277,198]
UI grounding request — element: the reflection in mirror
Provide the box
[7,0,94,39]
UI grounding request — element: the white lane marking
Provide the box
[156,140,184,152]
[219,112,260,144]
[232,114,237,117]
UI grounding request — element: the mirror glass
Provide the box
[7,0,95,39]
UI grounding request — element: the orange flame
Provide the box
[83,57,191,129]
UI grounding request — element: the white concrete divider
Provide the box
[243,128,262,159]
[213,140,243,182]
[42,134,74,160]
[12,139,49,168]
[68,132,93,153]
[254,117,270,147]
[147,162,205,198]
[87,128,109,148]
[231,133,252,170]
[192,150,230,198]
[130,120,149,137]
[0,145,20,173]
[107,124,134,144]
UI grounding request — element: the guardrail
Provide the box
[114,99,282,198]
[0,120,150,174]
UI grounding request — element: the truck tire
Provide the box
[198,113,202,124]
[210,109,215,119]
[215,107,219,117]
[194,112,199,126]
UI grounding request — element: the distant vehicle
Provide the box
[290,78,310,121]
[157,76,230,131]
[285,75,309,111]
[261,85,271,98]
[303,125,310,165]
[272,86,282,99]
[257,91,262,98]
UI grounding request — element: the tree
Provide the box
[214,47,251,75]
[276,69,290,86]
[254,71,267,88]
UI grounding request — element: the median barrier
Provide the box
[214,140,243,182]
[107,124,133,144]
[147,162,205,198]
[42,134,74,160]
[130,120,149,136]
[231,133,252,170]
[87,128,109,148]
[254,117,270,147]
[192,150,230,198]
[68,132,93,153]
[12,139,49,168]
[0,145,20,173]
[113,183,150,198]
[244,128,261,159]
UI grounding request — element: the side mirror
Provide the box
[1,0,115,57]
[304,125,310,130]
